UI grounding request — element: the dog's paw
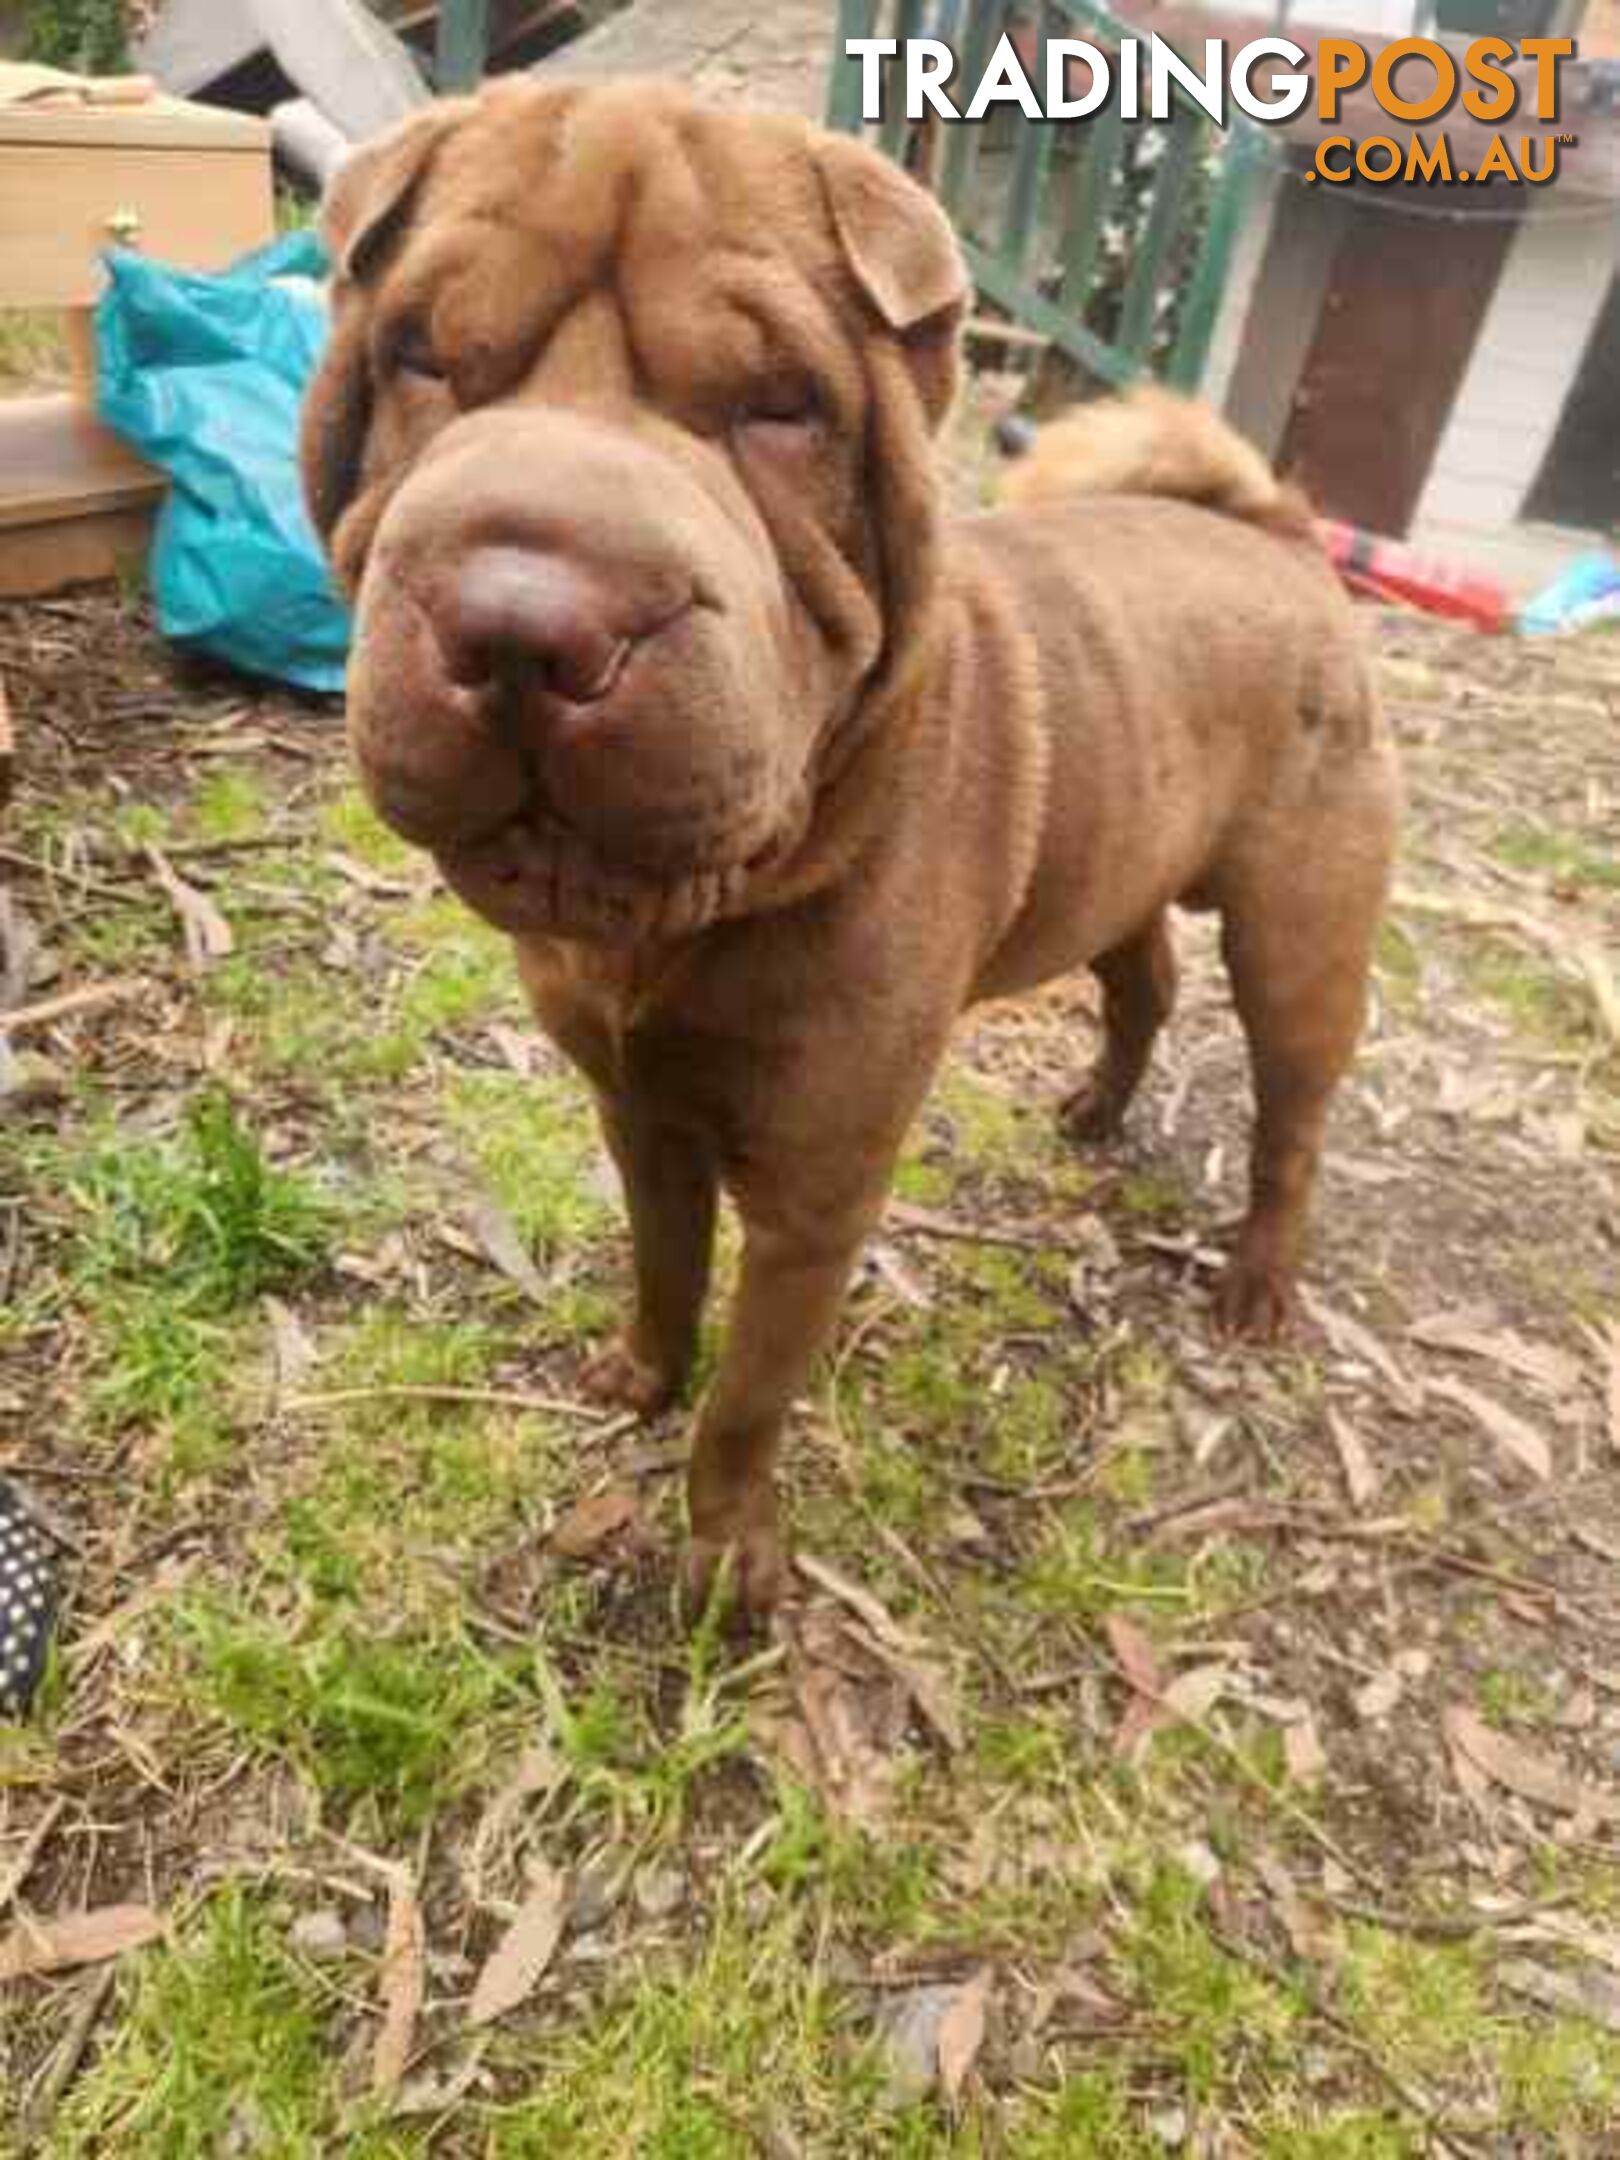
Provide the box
[1214,1254,1295,1343]
[580,1337,681,1418]
[682,1516,787,1632]
[1058,1071,1127,1147]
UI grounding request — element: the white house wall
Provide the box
[1409,198,1620,594]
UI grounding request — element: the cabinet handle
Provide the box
[106,207,143,244]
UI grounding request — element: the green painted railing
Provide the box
[828,0,1269,392]
[436,0,493,90]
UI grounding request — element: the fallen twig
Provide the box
[886,1200,1096,1255]
[19,1964,117,2142]
[0,1797,66,1921]
[1322,1890,1576,1943]
[285,1383,631,1428]
[0,846,134,905]
[0,977,149,1036]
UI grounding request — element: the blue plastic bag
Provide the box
[95,231,351,693]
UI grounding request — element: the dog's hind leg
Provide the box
[1215,795,1394,1338]
[1060,913,1178,1143]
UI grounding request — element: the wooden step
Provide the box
[0,393,164,598]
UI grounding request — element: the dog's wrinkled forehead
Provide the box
[328,81,968,400]
[352,89,854,396]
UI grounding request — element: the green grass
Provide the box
[1123,1864,1302,2104]
[486,1895,889,2154]
[318,786,418,875]
[1374,918,1424,1014]
[9,656,1620,2150]
[19,1092,334,1474]
[894,1068,1096,1210]
[1466,939,1601,1056]
[179,1596,530,1827]
[270,1310,546,1603]
[88,1295,243,1478]
[66,1088,332,1311]
[49,1890,349,2158]
[187,769,273,845]
[1339,1926,1620,2135]
[441,1069,615,1253]
[1492,822,1620,894]
[206,888,522,1099]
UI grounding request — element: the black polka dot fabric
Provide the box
[0,1481,60,1721]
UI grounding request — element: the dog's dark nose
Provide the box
[434,549,630,704]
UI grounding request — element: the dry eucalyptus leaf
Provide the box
[468,1864,569,2028]
[1161,1663,1229,1725]
[858,1631,963,1754]
[0,1903,162,1980]
[1256,1850,1331,1963]
[1430,1376,1552,1481]
[796,1552,920,1653]
[1104,1611,1166,1759]
[1602,1319,1620,1455]
[1303,1294,1422,1413]
[265,1295,319,1398]
[1104,1612,1162,1697]
[550,1484,640,1560]
[937,1969,992,2105]
[466,1195,546,1303]
[371,1873,425,2095]
[1443,1706,1615,1822]
[789,1640,900,1827]
[144,843,234,969]
[1326,1409,1379,1510]
[1408,1313,1583,1397]
[324,850,418,898]
[877,1985,957,2108]
[1499,1957,1620,2034]
[1284,1713,1327,1789]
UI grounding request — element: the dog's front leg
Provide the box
[582,1093,719,1417]
[684,1200,878,1624]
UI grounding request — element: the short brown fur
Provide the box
[302,81,1400,1617]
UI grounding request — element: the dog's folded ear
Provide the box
[322,104,463,285]
[815,134,969,338]
[302,107,463,565]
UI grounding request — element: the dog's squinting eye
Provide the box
[736,382,822,437]
[392,324,448,383]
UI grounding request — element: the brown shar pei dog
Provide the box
[301,80,1400,1620]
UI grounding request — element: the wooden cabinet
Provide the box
[0,81,273,309]
[0,67,275,598]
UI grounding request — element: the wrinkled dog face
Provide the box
[301,82,968,943]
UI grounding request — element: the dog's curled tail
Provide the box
[999,387,1313,538]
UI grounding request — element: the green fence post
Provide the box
[437,0,491,92]
[828,0,884,131]
[1165,124,1268,391]
[1114,106,1200,369]
[1059,98,1123,323]
[997,6,1055,278]
[881,0,929,159]
[940,0,1007,228]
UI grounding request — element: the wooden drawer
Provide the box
[0,77,274,309]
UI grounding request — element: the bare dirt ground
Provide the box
[0,581,1617,2152]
